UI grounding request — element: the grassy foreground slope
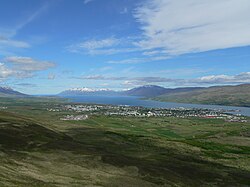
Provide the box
[154,84,250,107]
[0,97,250,186]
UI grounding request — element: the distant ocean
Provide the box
[61,95,250,117]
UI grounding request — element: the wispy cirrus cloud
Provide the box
[67,37,120,55]
[107,58,145,64]
[107,55,170,64]
[73,75,127,81]
[16,2,50,32]
[78,38,120,50]
[0,2,50,54]
[67,36,141,55]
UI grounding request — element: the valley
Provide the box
[2,1,250,186]
[58,84,250,107]
[0,97,249,186]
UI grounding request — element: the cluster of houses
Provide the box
[47,104,248,123]
[60,114,88,121]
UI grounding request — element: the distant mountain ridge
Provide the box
[124,85,205,97]
[154,84,250,107]
[124,85,169,97]
[58,84,250,107]
[58,85,204,97]
[0,86,27,97]
[69,88,111,92]
[59,87,119,96]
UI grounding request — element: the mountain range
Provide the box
[58,84,250,107]
[1,84,250,107]
[59,88,120,96]
[58,85,202,97]
[0,87,27,97]
[59,85,205,97]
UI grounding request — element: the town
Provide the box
[46,104,248,123]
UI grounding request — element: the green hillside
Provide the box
[0,97,250,186]
[154,84,250,107]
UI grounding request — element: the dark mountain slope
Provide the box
[124,85,168,97]
[0,87,27,97]
[59,85,203,98]
[154,84,250,107]
[124,85,204,97]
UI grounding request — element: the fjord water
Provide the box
[63,95,250,117]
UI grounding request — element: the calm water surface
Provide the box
[62,95,250,117]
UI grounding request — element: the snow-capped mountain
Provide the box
[58,85,169,97]
[59,87,119,96]
[69,88,112,92]
[58,85,205,98]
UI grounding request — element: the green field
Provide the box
[0,97,250,186]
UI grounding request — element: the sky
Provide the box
[0,0,250,94]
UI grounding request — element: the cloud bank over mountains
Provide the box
[73,72,250,87]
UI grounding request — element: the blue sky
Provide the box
[0,0,250,94]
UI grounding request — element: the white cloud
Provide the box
[0,34,30,55]
[4,56,55,72]
[66,0,250,64]
[0,63,13,79]
[198,75,231,83]
[135,0,250,55]
[1,56,55,78]
[72,72,250,87]
[194,73,250,84]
